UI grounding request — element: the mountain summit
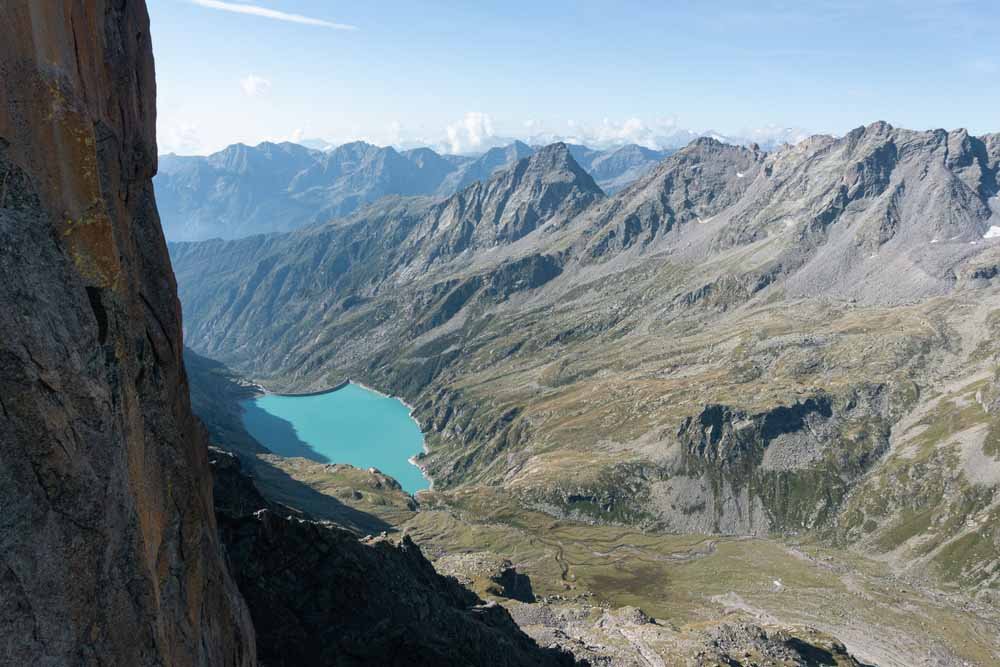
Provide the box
[426,143,604,253]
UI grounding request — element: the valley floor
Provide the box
[252,454,1000,666]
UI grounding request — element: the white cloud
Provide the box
[521,117,812,151]
[526,117,696,150]
[737,124,813,148]
[385,121,404,146]
[444,112,498,154]
[189,1,358,30]
[158,121,203,154]
[240,74,271,97]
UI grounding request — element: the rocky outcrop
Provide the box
[508,601,872,666]
[210,452,578,667]
[696,623,872,667]
[0,3,255,664]
[434,141,536,196]
[658,387,893,534]
[434,552,537,602]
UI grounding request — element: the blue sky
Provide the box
[148,0,1000,155]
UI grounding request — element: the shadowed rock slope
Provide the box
[211,451,578,667]
[0,2,255,664]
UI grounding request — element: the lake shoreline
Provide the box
[350,381,435,494]
[243,378,433,493]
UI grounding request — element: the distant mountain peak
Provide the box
[523,141,571,167]
[519,142,604,193]
[337,139,378,150]
[691,136,724,148]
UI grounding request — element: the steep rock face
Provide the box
[210,451,577,667]
[0,3,254,665]
[666,386,892,534]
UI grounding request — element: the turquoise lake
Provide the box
[240,383,429,494]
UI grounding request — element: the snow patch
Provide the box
[697,216,714,225]
[736,171,746,179]
[984,225,1000,239]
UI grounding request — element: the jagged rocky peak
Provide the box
[836,121,997,191]
[983,132,1000,163]
[430,142,604,250]
[634,137,766,209]
[527,142,605,191]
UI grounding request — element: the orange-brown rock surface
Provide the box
[0,2,255,664]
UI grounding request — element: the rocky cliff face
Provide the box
[0,2,255,664]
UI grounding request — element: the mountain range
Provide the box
[170,124,1000,663]
[155,139,674,241]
